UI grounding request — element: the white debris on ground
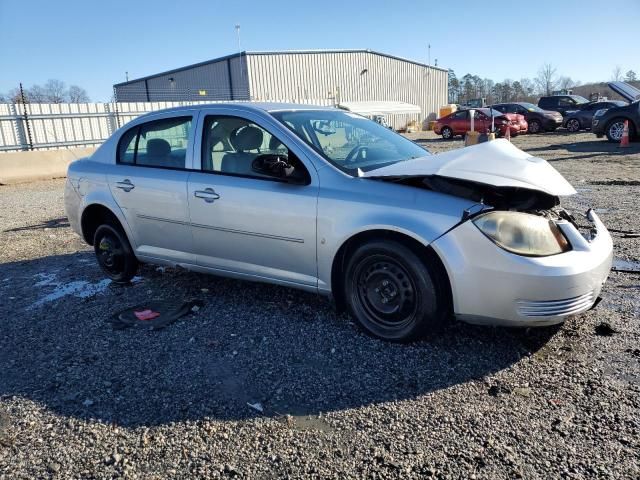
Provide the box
[29,273,113,309]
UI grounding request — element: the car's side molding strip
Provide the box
[136,214,304,244]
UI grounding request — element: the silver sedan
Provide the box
[64,103,613,342]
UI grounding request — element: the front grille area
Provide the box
[517,292,596,317]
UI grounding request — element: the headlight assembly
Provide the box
[473,211,570,256]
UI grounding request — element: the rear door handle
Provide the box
[115,179,135,192]
[194,188,220,203]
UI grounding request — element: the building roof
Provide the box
[127,102,337,120]
[113,49,448,87]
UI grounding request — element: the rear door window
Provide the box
[117,116,193,169]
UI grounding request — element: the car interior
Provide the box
[201,117,307,182]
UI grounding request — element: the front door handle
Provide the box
[194,188,220,203]
[115,179,135,192]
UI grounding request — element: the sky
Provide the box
[1,0,638,101]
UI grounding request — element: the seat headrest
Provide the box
[230,126,263,152]
[147,138,171,156]
[269,136,284,151]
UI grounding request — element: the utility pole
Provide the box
[125,71,129,82]
[235,24,244,98]
[235,24,242,53]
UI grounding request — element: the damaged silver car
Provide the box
[64,104,613,342]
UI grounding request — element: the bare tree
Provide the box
[26,84,48,103]
[611,66,623,81]
[519,78,535,98]
[68,85,90,103]
[535,63,558,95]
[6,87,23,103]
[43,79,67,103]
[558,76,579,91]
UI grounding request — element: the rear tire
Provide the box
[343,240,448,342]
[93,223,138,284]
[441,126,453,140]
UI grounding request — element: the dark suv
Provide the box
[538,95,590,116]
[491,102,563,133]
[592,82,640,142]
[563,101,626,132]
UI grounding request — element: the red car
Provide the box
[434,108,524,139]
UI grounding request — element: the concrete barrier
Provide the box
[0,147,96,185]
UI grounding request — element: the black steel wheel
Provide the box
[528,119,542,134]
[93,223,138,283]
[344,240,448,342]
[441,126,453,140]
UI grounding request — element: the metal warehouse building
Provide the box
[113,49,448,125]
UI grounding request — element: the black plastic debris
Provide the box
[109,299,203,330]
[594,322,617,337]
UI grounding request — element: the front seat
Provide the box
[221,126,264,175]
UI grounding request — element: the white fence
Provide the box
[0,99,334,152]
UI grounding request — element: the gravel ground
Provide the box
[0,132,639,479]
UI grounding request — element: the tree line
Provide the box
[448,64,638,105]
[0,79,90,103]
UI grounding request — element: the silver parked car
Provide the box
[64,103,613,342]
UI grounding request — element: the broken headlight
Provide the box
[473,211,570,256]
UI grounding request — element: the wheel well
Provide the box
[330,230,453,315]
[80,204,123,245]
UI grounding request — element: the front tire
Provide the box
[566,118,581,132]
[528,119,542,134]
[93,224,138,283]
[441,126,453,140]
[343,240,448,342]
[605,118,627,143]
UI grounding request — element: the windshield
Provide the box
[519,102,545,113]
[570,95,590,104]
[271,109,430,174]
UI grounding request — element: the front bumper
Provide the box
[431,210,613,327]
[542,117,563,130]
[592,118,606,137]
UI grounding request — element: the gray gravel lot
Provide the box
[0,132,639,479]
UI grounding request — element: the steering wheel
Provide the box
[345,145,368,164]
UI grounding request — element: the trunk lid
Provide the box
[360,139,576,196]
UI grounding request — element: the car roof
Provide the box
[133,102,336,119]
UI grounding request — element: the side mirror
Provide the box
[251,154,299,182]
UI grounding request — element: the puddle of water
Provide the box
[612,258,640,273]
[594,208,613,214]
[29,273,112,309]
[575,187,592,193]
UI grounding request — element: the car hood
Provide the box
[360,139,576,196]
[608,81,640,102]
